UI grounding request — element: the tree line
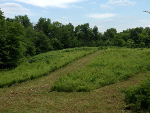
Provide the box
[0,9,150,68]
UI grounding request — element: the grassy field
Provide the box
[51,48,150,92]
[0,47,97,88]
[0,47,150,113]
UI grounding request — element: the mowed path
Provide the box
[0,50,148,113]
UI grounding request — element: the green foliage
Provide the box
[92,26,99,41]
[138,30,149,48]
[34,17,51,36]
[75,23,99,46]
[0,9,5,20]
[0,10,5,33]
[0,21,25,68]
[15,15,32,28]
[23,27,37,56]
[98,46,107,50]
[0,47,97,87]
[113,37,126,47]
[51,38,63,50]
[97,40,105,46]
[113,33,126,47]
[51,48,150,92]
[125,77,150,112]
[126,39,135,48]
[103,28,117,41]
[35,31,53,54]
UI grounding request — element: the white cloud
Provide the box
[147,25,150,27]
[100,4,114,10]
[100,0,135,10]
[0,3,30,18]
[15,0,84,8]
[71,4,84,9]
[108,0,135,6]
[87,13,117,19]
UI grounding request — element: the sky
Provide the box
[0,0,150,33]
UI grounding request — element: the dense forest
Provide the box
[0,9,150,68]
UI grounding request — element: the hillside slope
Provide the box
[0,49,149,113]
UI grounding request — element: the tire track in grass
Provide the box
[0,50,102,94]
[0,50,102,112]
[0,50,149,113]
[32,50,102,92]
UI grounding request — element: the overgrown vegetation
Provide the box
[124,74,150,112]
[0,47,97,88]
[0,9,150,69]
[51,48,150,92]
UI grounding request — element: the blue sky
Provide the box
[0,0,150,32]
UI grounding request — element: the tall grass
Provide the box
[51,48,150,92]
[0,47,97,88]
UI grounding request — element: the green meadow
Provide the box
[0,47,97,88]
[51,48,150,92]
[0,47,150,113]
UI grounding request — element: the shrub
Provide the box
[125,78,150,112]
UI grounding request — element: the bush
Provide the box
[0,21,25,68]
[125,78,150,112]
